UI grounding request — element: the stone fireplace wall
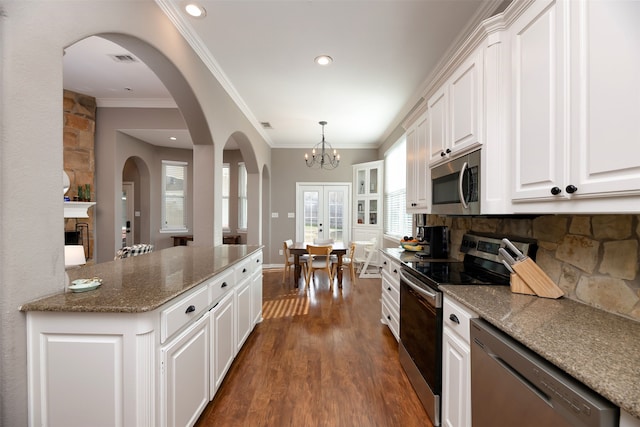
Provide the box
[63,89,96,261]
[428,214,640,321]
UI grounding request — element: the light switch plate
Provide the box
[288,212,295,218]
[271,212,279,218]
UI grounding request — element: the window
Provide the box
[222,163,230,230]
[384,138,412,238]
[238,162,247,230]
[161,160,188,231]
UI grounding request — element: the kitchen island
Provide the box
[442,285,640,423]
[22,244,263,427]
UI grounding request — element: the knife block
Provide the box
[511,258,564,299]
[510,273,536,296]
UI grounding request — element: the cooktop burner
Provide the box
[404,260,510,286]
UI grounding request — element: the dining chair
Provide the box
[305,244,334,289]
[313,238,335,245]
[282,240,307,284]
[333,242,357,283]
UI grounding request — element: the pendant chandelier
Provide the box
[304,121,340,170]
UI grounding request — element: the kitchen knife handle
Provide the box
[502,238,526,260]
[499,248,517,266]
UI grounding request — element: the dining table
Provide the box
[289,241,348,288]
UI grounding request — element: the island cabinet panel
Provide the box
[160,313,209,427]
[250,251,264,325]
[27,311,157,427]
[25,246,264,427]
[209,291,235,399]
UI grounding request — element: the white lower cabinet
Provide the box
[160,313,210,427]
[235,277,253,352]
[209,291,235,399]
[442,295,477,427]
[251,252,263,325]
[379,252,400,341]
[26,249,263,427]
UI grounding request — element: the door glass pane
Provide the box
[357,170,366,195]
[357,200,365,225]
[303,191,319,242]
[369,200,378,225]
[328,190,344,243]
[369,168,378,194]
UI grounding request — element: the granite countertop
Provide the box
[381,246,454,263]
[443,286,640,419]
[21,245,262,313]
[381,247,640,419]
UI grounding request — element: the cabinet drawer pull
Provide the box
[185,305,196,314]
[449,313,460,324]
[221,282,228,288]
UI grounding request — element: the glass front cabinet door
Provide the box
[353,160,383,227]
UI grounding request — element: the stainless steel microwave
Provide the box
[431,149,480,215]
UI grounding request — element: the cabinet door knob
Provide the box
[387,286,392,291]
[449,313,460,324]
[550,186,562,195]
[446,148,451,154]
[221,282,228,288]
[393,269,397,274]
[243,268,247,273]
[440,151,446,157]
[566,185,578,194]
[387,315,391,321]
[185,305,196,314]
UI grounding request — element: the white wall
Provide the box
[0,1,269,424]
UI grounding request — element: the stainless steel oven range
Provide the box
[398,232,536,426]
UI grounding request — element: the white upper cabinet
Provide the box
[568,0,640,198]
[428,86,449,164]
[429,48,484,166]
[406,109,430,211]
[510,0,567,202]
[449,49,484,155]
[511,0,640,212]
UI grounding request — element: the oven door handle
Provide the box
[399,270,440,307]
[458,161,469,209]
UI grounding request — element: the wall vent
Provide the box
[109,54,138,63]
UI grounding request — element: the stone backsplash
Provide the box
[428,214,640,321]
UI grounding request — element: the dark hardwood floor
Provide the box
[195,268,433,427]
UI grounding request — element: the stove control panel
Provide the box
[460,233,536,264]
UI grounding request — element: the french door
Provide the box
[295,183,351,244]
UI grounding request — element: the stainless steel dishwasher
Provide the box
[470,318,619,427]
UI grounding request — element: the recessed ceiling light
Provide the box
[169,136,177,141]
[314,55,333,66]
[185,3,206,18]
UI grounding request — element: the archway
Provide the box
[121,156,151,248]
